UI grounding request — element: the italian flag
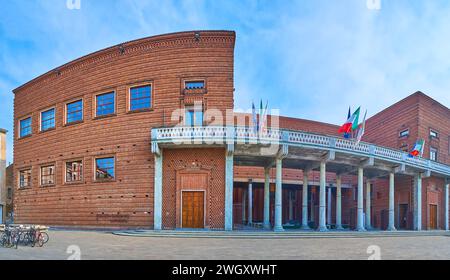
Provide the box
[339,107,361,134]
[409,139,425,157]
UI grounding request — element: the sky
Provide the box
[1,0,450,164]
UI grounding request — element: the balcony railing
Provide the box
[151,126,450,177]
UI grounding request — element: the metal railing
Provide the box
[151,126,450,177]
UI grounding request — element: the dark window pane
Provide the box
[41,165,55,185]
[96,157,115,180]
[67,100,83,123]
[130,85,152,111]
[66,161,83,182]
[185,81,205,89]
[19,169,32,188]
[41,109,55,131]
[96,92,115,116]
[20,118,32,138]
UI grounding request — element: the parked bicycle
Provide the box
[1,225,49,248]
[0,225,20,249]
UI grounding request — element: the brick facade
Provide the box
[12,30,449,230]
[13,31,235,228]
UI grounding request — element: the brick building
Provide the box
[0,129,6,224]
[12,31,450,231]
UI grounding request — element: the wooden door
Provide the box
[429,204,438,230]
[399,204,408,229]
[182,191,204,229]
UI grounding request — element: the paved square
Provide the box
[1,230,450,260]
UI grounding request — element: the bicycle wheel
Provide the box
[37,233,45,247]
[41,232,49,244]
[0,233,6,247]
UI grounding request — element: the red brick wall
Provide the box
[162,148,226,230]
[13,31,235,228]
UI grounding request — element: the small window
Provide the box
[399,129,409,138]
[41,165,55,186]
[66,100,83,124]
[95,157,115,180]
[19,117,32,138]
[185,81,205,90]
[19,169,32,188]
[430,147,438,162]
[185,106,203,127]
[7,188,12,199]
[96,92,115,117]
[130,85,152,111]
[430,129,438,139]
[66,160,83,183]
[41,108,55,131]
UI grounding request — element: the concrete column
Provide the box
[336,175,343,230]
[224,151,234,231]
[318,161,328,231]
[387,172,396,231]
[274,158,284,232]
[365,181,372,230]
[263,167,271,229]
[242,191,246,224]
[248,180,253,225]
[445,182,449,231]
[414,173,422,231]
[301,170,310,229]
[356,167,366,231]
[327,186,332,226]
[153,153,163,231]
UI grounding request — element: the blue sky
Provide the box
[1,0,450,163]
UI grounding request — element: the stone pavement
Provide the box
[1,230,450,260]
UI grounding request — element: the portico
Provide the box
[151,126,450,232]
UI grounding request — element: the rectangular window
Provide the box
[19,117,32,138]
[430,147,438,162]
[19,169,32,188]
[41,108,55,131]
[95,157,115,180]
[399,129,409,138]
[41,165,55,186]
[96,92,115,117]
[430,129,438,138]
[185,106,203,127]
[66,100,83,124]
[66,161,83,183]
[7,188,12,200]
[185,81,205,90]
[130,85,152,111]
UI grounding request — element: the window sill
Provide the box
[18,135,32,140]
[64,120,84,127]
[93,114,117,120]
[39,128,56,134]
[127,108,153,114]
[64,181,84,186]
[94,179,116,184]
[40,184,56,188]
[18,187,32,191]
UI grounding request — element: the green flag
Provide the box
[351,107,361,131]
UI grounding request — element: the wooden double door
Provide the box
[429,204,438,230]
[182,191,205,229]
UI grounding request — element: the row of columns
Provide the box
[154,147,449,232]
[241,161,429,232]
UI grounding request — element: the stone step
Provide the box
[113,230,450,239]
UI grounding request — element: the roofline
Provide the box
[234,112,340,128]
[367,91,449,122]
[0,128,8,134]
[13,30,236,93]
